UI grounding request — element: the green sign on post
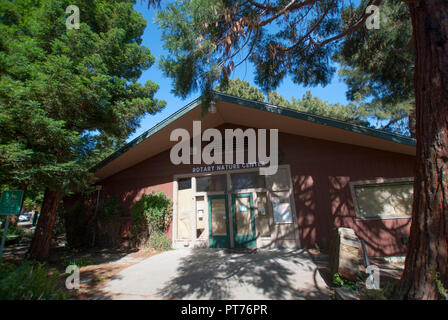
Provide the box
[0,190,24,261]
[0,190,24,215]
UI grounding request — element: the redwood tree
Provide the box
[395,2,448,299]
[154,0,448,299]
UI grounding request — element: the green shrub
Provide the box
[431,270,448,300]
[332,273,361,292]
[0,261,66,300]
[97,195,122,222]
[95,195,123,248]
[63,194,123,249]
[149,231,172,252]
[333,273,344,287]
[131,191,172,248]
[61,256,93,268]
[0,222,25,241]
[132,191,172,232]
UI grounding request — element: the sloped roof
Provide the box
[93,92,416,180]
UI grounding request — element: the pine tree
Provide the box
[215,77,265,102]
[215,78,370,126]
[335,0,415,136]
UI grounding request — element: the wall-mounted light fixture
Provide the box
[209,100,217,114]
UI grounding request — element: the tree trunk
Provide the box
[28,188,63,261]
[408,108,416,138]
[397,1,448,299]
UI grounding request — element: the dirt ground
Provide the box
[70,248,161,300]
[1,223,164,300]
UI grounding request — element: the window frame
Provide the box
[349,177,414,220]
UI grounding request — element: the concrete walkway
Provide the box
[101,248,330,300]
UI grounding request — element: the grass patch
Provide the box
[0,261,67,300]
[0,223,25,242]
[149,231,172,252]
[60,256,93,268]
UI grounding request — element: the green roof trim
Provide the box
[92,92,416,174]
[216,92,416,146]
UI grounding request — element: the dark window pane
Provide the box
[196,175,227,192]
[231,172,266,190]
[178,178,192,190]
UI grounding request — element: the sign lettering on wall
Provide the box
[192,161,266,174]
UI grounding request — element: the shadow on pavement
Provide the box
[156,249,329,300]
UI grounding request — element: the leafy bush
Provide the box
[431,270,448,300]
[1,223,25,237]
[61,256,93,268]
[0,222,25,242]
[333,273,344,287]
[0,261,66,300]
[95,195,123,248]
[131,191,172,249]
[97,195,122,222]
[149,231,172,252]
[63,194,123,248]
[132,191,172,232]
[332,273,361,292]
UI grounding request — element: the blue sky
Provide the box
[129,2,351,141]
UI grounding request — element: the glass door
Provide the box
[208,194,230,248]
[232,193,256,248]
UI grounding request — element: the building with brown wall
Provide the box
[89,93,416,257]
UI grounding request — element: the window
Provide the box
[255,192,271,237]
[177,178,192,239]
[196,175,227,192]
[178,178,192,190]
[271,192,293,224]
[351,179,413,219]
[195,196,206,238]
[231,172,266,190]
[265,167,294,224]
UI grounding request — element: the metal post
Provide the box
[360,239,370,267]
[360,239,376,288]
[0,216,11,262]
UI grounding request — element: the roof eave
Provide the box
[92,92,416,176]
